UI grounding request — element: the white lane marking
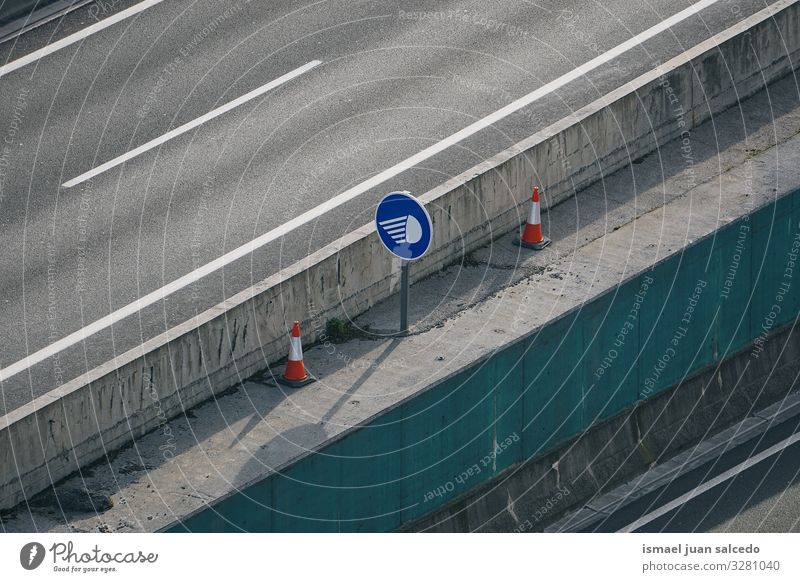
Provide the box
[617,430,800,532]
[62,60,321,188]
[0,0,167,79]
[0,0,725,382]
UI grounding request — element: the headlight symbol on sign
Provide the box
[374,192,432,260]
[378,215,424,245]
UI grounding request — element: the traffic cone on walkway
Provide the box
[514,186,551,250]
[277,321,315,388]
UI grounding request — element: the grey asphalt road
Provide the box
[0,0,783,415]
[580,414,800,532]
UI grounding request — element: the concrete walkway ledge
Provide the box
[3,63,800,531]
[1,0,799,515]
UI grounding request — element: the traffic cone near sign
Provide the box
[277,321,315,388]
[514,186,551,250]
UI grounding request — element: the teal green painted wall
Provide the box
[170,189,800,532]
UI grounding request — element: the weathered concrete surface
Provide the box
[1,0,799,512]
[2,66,799,531]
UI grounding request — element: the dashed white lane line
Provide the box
[62,60,322,188]
[0,0,167,79]
[0,0,726,383]
[617,429,800,532]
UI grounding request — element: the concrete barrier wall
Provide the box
[1,1,44,24]
[0,0,68,26]
[169,186,800,532]
[1,0,798,510]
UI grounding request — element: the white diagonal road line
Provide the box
[62,60,322,188]
[617,429,800,532]
[0,0,727,383]
[0,0,167,78]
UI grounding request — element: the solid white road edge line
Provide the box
[0,0,167,78]
[617,429,800,532]
[61,60,322,188]
[0,0,732,383]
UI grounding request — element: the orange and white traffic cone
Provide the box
[277,321,315,387]
[514,186,551,250]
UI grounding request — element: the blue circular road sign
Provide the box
[375,191,432,260]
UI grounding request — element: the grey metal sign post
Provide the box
[374,191,433,335]
[400,261,410,334]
